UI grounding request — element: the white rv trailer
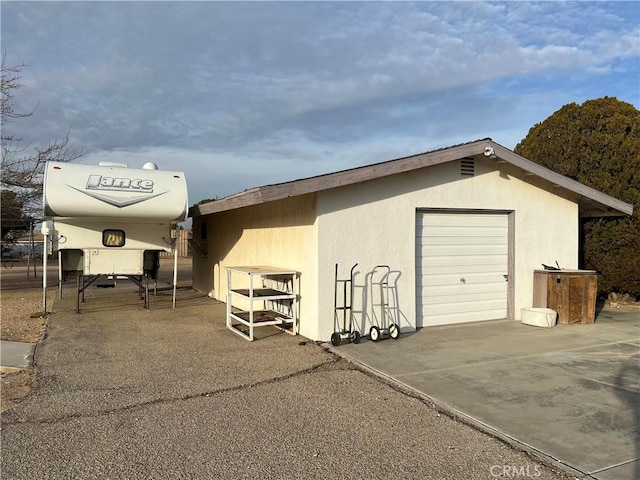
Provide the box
[43,161,188,312]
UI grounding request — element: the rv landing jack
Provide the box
[75,274,151,313]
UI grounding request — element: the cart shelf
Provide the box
[226,266,300,341]
[230,310,294,325]
[230,288,294,299]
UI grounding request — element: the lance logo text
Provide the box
[86,175,154,192]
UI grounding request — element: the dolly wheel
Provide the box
[330,332,342,346]
[389,324,400,340]
[350,331,361,344]
[369,326,381,342]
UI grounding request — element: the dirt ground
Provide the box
[1,257,192,412]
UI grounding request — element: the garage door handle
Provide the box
[460,278,466,283]
[503,274,509,281]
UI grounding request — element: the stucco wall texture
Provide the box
[193,157,578,342]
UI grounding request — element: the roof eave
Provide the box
[190,139,633,219]
[490,142,633,217]
[190,139,490,217]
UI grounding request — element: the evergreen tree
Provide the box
[515,97,640,296]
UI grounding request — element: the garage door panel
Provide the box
[416,213,507,228]
[421,293,504,308]
[418,290,504,308]
[415,308,508,325]
[419,273,507,287]
[417,228,507,239]
[419,244,508,256]
[420,298,507,315]
[417,254,507,268]
[418,269,507,280]
[416,211,508,327]
[418,267,507,277]
[417,235,507,247]
[420,282,507,298]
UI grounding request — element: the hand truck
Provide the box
[369,265,400,342]
[331,263,361,346]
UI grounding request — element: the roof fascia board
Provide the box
[490,142,633,217]
[190,189,263,216]
[190,139,633,218]
[192,141,486,216]
[258,141,484,203]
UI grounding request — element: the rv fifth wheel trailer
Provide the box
[43,161,188,312]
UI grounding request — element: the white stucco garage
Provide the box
[190,139,633,342]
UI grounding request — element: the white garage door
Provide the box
[416,211,509,327]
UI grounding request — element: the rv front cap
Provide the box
[86,175,154,192]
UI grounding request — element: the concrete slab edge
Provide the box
[0,340,37,369]
[322,342,595,480]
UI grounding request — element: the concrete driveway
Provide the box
[1,280,580,480]
[335,308,640,480]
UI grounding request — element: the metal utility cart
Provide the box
[369,265,400,342]
[331,263,361,346]
[226,266,299,341]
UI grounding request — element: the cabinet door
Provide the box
[85,249,143,275]
[548,274,569,324]
[567,275,585,324]
[532,271,548,308]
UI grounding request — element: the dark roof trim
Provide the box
[190,139,633,218]
[490,143,633,217]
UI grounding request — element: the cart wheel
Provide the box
[330,332,342,346]
[389,323,400,339]
[350,331,361,344]
[369,326,381,342]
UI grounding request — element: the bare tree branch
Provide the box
[1,53,84,237]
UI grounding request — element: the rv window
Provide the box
[102,229,125,247]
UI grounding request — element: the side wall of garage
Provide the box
[316,156,579,341]
[192,194,321,340]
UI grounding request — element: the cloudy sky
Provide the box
[3,1,639,206]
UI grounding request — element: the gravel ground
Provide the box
[1,258,188,412]
[1,262,55,412]
[0,270,53,343]
[1,275,580,480]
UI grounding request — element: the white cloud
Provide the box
[2,1,638,205]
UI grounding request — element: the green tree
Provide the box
[515,97,640,295]
[0,190,24,240]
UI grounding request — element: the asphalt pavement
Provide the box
[1,279,577,480]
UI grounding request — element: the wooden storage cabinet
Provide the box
[533,270,597,324]
[226,266,299,341]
